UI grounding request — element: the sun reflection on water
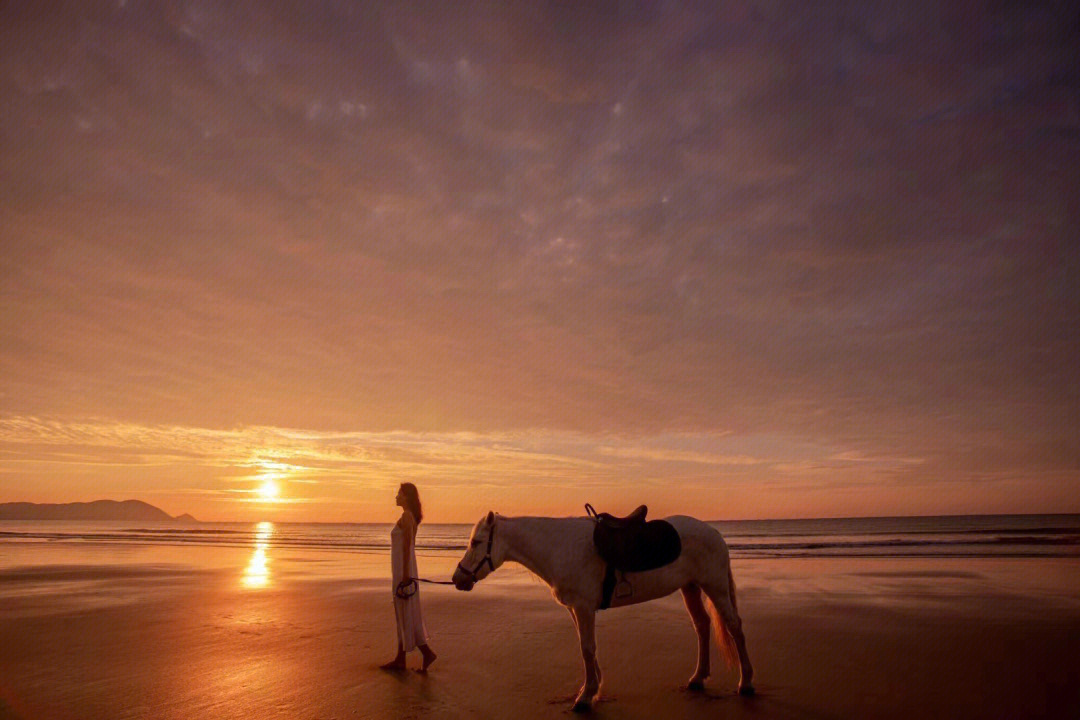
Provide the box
[242,521,274,589]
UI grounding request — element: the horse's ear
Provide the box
[486,511,495,525]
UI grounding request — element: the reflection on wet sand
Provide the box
[242,522,273,589]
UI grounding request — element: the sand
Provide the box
[1,545,1079,719]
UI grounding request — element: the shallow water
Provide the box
[2,513,1077,561]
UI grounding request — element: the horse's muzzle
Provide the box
[454,577,475,591]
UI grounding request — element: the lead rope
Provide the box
[395,577,455,598]
[397,518,497,598]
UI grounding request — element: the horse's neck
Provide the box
[500,517,570,587]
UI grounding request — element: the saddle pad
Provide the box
[593,519,682,573]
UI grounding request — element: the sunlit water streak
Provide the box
[241,521,274,588]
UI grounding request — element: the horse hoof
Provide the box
[739,684,756,696]
[571,700,592,713]
[687,680,705,692]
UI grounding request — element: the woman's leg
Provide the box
[411,596,436,671]
[418,643,437,672]
[380,600,407,669]
[380,639,406,669]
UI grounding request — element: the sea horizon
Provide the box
[8,507,1079,524]
[4,512,1078,560]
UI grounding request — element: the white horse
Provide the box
[452,511,754,712]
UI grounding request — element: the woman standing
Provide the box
[381,482,437,671]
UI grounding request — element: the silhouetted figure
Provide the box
[381,482,437,672]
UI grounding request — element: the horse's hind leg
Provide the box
[569,606,601,712]
[702,582,754,695]
[680,584,710,690]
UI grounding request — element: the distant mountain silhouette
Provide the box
[0,500,197,522]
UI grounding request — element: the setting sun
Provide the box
[256,479,280,502]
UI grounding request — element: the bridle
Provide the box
[455,519,496,584]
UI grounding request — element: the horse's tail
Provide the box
[704,564,740,670]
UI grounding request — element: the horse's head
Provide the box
[453,511,499,591]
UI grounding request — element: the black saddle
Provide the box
[585,504,682,609]
[592,504,649,529]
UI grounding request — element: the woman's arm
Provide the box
[400,511,417,581]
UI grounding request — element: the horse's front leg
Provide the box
[570,606,600,712]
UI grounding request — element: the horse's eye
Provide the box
[470,540,480,547]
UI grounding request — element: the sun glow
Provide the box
[256,478,280,501]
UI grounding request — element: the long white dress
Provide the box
[391,519,429,651]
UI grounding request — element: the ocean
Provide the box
[2,514,1078,559]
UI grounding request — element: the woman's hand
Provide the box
[395,577,418,599]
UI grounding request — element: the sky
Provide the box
[1,0,1078,523]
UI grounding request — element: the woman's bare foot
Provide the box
[418,645,437,672]
[380,651,407,671]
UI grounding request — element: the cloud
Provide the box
[596,446,762,467]
[0,414,896,509]
[0,1,1077,517]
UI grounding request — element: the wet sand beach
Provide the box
[1,543,1079,720]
